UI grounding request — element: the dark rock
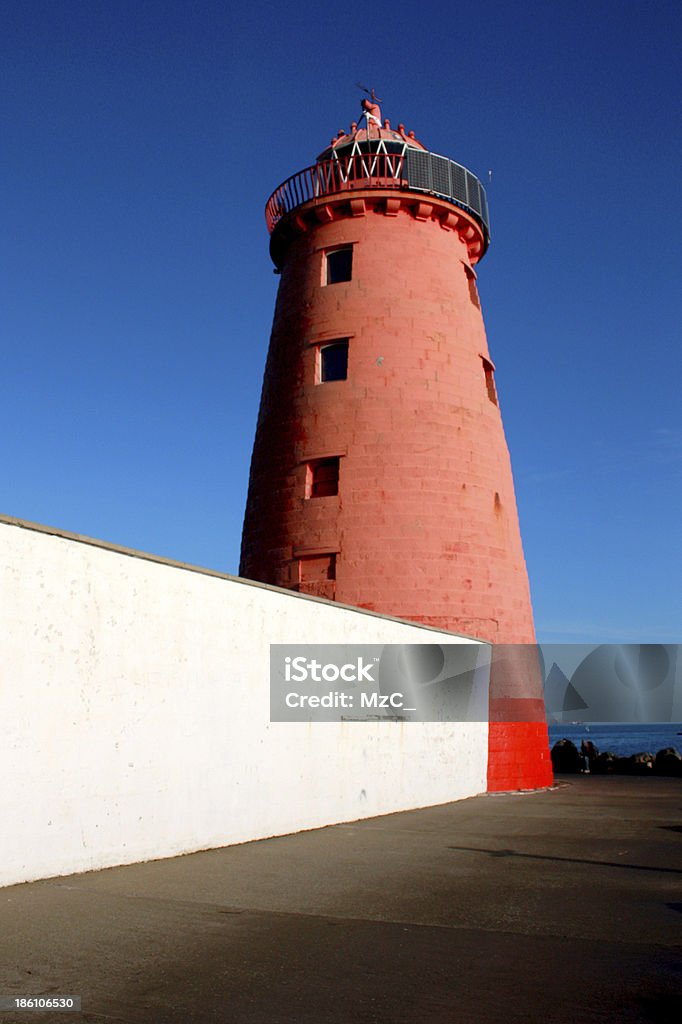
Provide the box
[654,747,682,777]
[627,751,655,775]
[593,751,619,774]
[551,738,582,773]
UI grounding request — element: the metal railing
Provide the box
[265,152,407,233]
[405,150,490,241]
[265,149,490,245]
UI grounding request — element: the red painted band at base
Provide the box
[487,721,554,791]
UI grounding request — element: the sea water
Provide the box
[547,723,682,757]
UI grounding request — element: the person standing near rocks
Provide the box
[580,739,597,773]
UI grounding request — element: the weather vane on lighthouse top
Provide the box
[356,83,383,130]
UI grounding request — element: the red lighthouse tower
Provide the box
[240,96,552,791]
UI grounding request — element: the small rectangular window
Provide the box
[300,553,337,582]
[325,247,353,284]
[308,457,340,498]
[295,552,337,599]
[320,340,349,382]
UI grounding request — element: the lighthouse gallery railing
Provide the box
[265,149,490,244]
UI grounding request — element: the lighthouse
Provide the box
[240,96,552,791]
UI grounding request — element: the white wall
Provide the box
[0,517,487,887]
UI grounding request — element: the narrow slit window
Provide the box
[481,358,498,406]
[463,263,480,309]
[325,247,353,284]
[308,457,340,498]
[320,340,349,382]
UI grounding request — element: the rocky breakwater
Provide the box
[551,739,682,776]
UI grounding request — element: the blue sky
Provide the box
[2,0,680,642]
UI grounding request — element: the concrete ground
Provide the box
[1,776,680,1024]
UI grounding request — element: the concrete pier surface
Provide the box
[1,776,680,1023]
